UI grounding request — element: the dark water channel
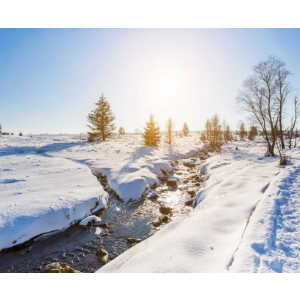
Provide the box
[0,158,205,273]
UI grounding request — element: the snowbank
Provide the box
[0,153,107,251]
[97,140,280,272]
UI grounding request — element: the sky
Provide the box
[1,28,300,134]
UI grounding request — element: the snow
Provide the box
[97,138,284,273]
[79,215,102,226]
[0,152,107,250]
[3,133,300,273]
[0,134,203,250]
[230,162,300,273]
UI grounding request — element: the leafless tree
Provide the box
[287,96,300,149]
[237,56,289,156]
[275,64,293,149]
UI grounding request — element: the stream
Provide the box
[0,157,205,273]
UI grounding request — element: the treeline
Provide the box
[87,94,190,146]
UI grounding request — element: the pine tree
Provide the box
[87,94,116,142]
[142,114,161,146]
[119,126,125,134]
[165,117,175,145]
[182,122,189,136]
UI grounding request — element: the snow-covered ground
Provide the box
[0,134,203,251]
[2,133,300,273]
[97,138,300,273]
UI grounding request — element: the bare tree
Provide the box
[165,117,176,145]
[287,96,300,149]
[237,56,288,156]
[275,64,293,149]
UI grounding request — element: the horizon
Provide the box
[1,28,300,134]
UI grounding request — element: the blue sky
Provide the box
[1,29,300,134]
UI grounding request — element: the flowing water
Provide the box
[0,158,205,273]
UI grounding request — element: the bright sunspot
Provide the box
[153,68,182,97]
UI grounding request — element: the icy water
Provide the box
[0,159,204,273]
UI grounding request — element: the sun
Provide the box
[154,68,182,97]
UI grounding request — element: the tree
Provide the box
[165,117,175,145]
[142,114,161,146]
[275,63,293,149]
[237,121,246,141]
[19,132,22,136]
[205,119,212,141]
[237,56,290,155]
[286,96,300,149]
[223,123,233,143]
[119,126,125,134]
[87,94,116,142]
[182,122,189,136]
[248,125,258,141]
[134,128,140,135]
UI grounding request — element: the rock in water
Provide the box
[185,200,194,206]
[149,191,159,199]
[158,215,169,222]
[126,238,141,244]
[166,177,178,187]
[41,262,81,273]
[96,248,108,263]
[79,215,102,227]
[159,206,172,214]
[187,190,196,197]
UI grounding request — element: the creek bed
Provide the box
[0,157,205,273]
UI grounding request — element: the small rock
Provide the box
[159,206,172,214]
[158,215,169,222]
[41,262,81,273]
[185,200,194,206]
[187,190,196,197]
[126,238,141,244]
[166,178,178,186]
[96,248,108,263]
[149,191,159,199]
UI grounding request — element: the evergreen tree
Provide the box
[182,122,189,136]
[165,117,175,145]
[87,94,116,142]
[19,132,22,136]
[142,114,161,146]
[119,126,125,134]
[248,125,258,141]
[237,121,246,141]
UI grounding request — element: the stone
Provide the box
[166,178,178,186]
[96,248,108,263]
[149,191,159,199]
[158,215,169,222]
[41,262,81,273]
[185,200,194,206]
[187,190,196,197]
[126,238,141,244]
[159,206,172,214]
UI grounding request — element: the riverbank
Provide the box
[0,134,205,255]
[0,154,205,272]
[97,138,287,272]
